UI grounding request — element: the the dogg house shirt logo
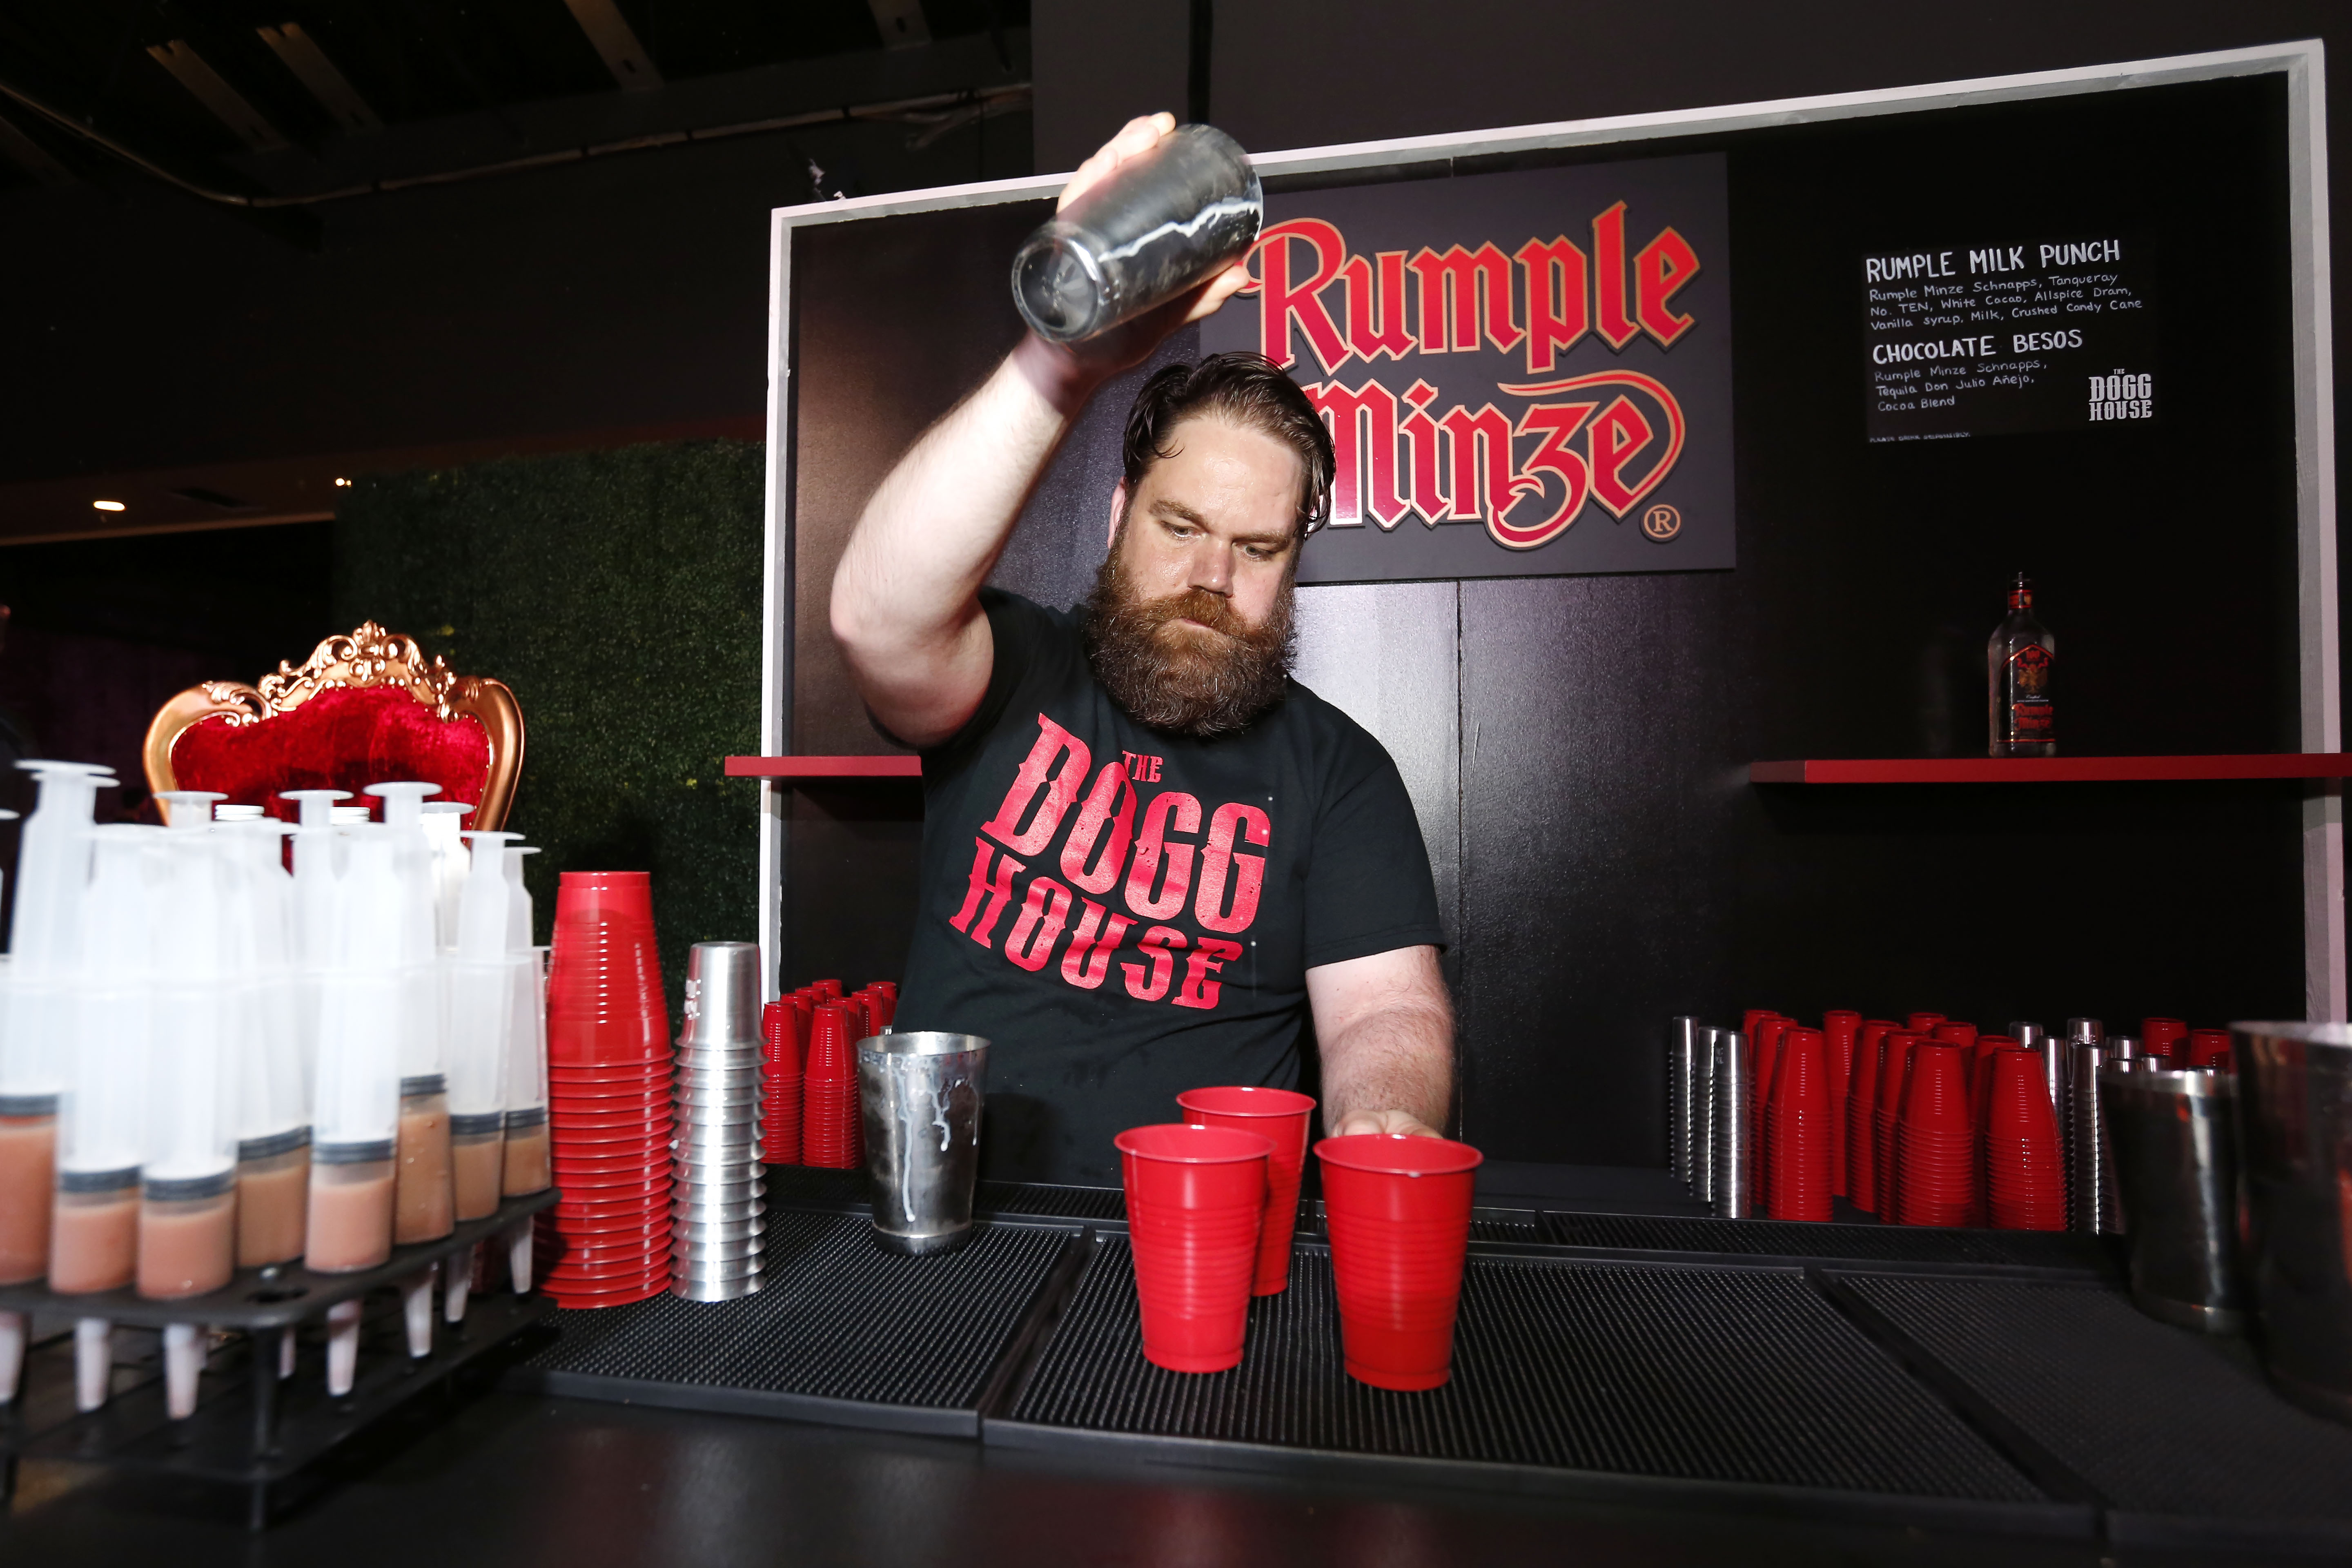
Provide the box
[1197,154,1734,584]
[948,715,1268,1013]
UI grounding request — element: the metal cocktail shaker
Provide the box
[1012,124,1262,343]
[2102,1062,2246,1332]
[857,1031,989,1255]
[1712,1029,1755,1218]
[1669,1017,1699,1189]
[2230,1022,2352,1423]
[671,942,767,1301]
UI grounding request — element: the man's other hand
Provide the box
[1328,1109,1444,1139]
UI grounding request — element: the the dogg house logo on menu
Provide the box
[1245,209,1696,550]
[949,715,1265,1013]
[1198,155,1735,583]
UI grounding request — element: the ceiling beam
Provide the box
[146,38,288,152]
[559,0,663,92]
[257,22,383,135]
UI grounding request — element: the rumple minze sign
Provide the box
[1862,234,2158,442]
[1198,154,1733,583]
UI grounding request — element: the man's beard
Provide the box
[1081,546,1296,739]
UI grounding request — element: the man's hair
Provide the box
[1121,352,1335,536]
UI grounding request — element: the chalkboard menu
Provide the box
[1862,236,2156,442]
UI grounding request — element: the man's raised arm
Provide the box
[829,112,1253,749]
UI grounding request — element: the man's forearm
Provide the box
[1319,997,1453,1138]
[830,339,1105,742]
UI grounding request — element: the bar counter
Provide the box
[4,1164,2348,1567]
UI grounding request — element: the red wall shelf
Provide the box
[725,755,922,780]
[1751,754,2352,784]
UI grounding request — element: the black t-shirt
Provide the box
[898,588,1445,1185]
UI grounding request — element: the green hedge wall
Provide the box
[333,440,765,1027]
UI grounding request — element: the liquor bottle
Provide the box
[1987,572,2056,757]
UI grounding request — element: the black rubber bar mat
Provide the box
[990,1236,2084,1535]
[1833,1274,2352,1552]
[505,1211,1080,1437]
[1544,1211,2111,1274]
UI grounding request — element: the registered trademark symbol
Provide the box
[1641,503,1681,541]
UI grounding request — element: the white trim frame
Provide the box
[757,39,2340,1016]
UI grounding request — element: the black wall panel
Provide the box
[786,74,2310,1164]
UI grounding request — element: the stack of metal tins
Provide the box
[670,942,766,1300]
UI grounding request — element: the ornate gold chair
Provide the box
[142,621,523,827]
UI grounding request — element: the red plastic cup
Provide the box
[1766,1027,1832,1222]
[860,986,898,1031]
[1907,1012,1945,1033]
[1848,1021,1897,1214]
[2186,1029,2232,1070]
[1118,1124,1272,1373]
[800,1004,860,1169]
[1178,1086,1316,1295]
[813,978,843,1001]
[553,1113,675,1140]
[1741,1009,1782,1042]
[764,1074,804,1165]
[1875,1032,1922,1223]
[1821,1012,1860,1197]
[1897,1042,1975,1227]
[1751,1017,1789,1199]
[1932,1020,1978,1050]
[762,1001,805,1075]
[1983,1048,2066,1230]
[1317,1133,1483,1391]
[2142,1018,2188,1065]
[546,872,669,1067]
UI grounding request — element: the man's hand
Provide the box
[833,111,1255,749]
[1329,1108,1444,1139]
[1307,946,1454,1140]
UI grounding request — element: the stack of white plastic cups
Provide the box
[499,845,551,1291]
[4,762,115,1410]
[144,806,244,1417]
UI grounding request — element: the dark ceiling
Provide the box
[0,0,1027,197]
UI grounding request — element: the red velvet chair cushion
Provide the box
[172,685,491,820]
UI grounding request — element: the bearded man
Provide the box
[832,115,1452,1184]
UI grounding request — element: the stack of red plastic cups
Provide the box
[2186,1029,2232,1070]
[2141,1017,2188,1066]
[760,1000,803,1166]
[1749,1016,1788,1197]
[1765,1027,1833,1221]
[1846,1020,1897,1214]
[855,981,898,1032]
[1875,1031,1922,1223]
[800,1000,862,1169]
[1983,1047,2066,1229]
[1821,1011,1860,1198]
[538,871,673,1307]
[1895,1041,1976,1227]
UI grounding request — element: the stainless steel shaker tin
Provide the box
[857,1031,989,1256]
[1011,125,1262,343]
[2230,1022,2352,1423]
[2101,1062,2247,1333]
